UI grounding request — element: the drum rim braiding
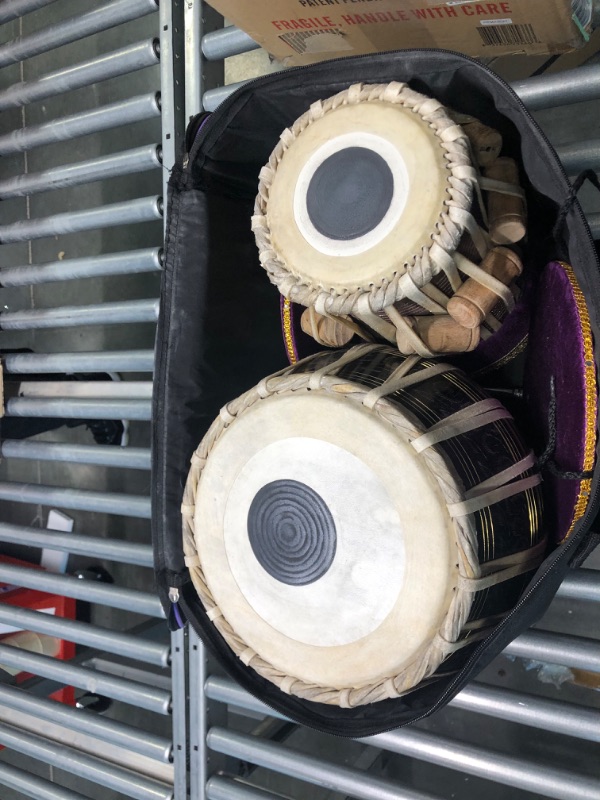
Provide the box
[251,82,477,318]
[181,345,544,708]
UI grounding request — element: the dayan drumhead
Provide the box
[183,346,544,707]
[252,82,476,314]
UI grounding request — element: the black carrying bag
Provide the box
[153,50,600,737]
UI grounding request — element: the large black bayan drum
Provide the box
[182,345,544,707]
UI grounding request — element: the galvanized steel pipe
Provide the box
[1,440,151,470]
[0,722,172,800]
[0,643,169,714]
[0,93,161,155]
[0,0,158,67]
[208,728,440,800]
[0,146,162,198]
[0,0,59,24]
[205,674,600,745]
[5,397,151,421]
[207,777,289,800]
[556,139,600,175]
[0,563,164,617]
[512,63,600,110]
[0,481,151,518]
[0,761,88,800]
[0,248,162,286]
[0,684,171,763]
[0,298,159,329]
[366,727,600,800]
[0,196,162,243]
[0,520,152,565]
[3,349,154,373]
[0,39,160,111]
[505,630,600,672]
[0,606,169,666]
[557,569,600,603]
[202,26,259,60]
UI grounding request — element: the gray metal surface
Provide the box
[0,761,90,800]
[0,721,173,800]
[0,644,170,713]
[0,92,161,154]
[0,683,171,762]
[3,348,154,372]
[0,605,169,666]
[0,562,164,616]
[0,0,158,67]
[0,38,160,110]
[0,481,151,517]
[202,26,259,61]
[0,194,162,242]
[0,246,162,285]
[0,2,174,798]
[0,440,151,469]
[0,144,162,198]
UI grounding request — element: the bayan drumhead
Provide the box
[253,82,474,311]
[193,390,458,690]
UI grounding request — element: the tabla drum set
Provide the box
[182,82,545,707]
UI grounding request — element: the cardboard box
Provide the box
[206,1,587,67]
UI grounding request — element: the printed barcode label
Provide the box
[278,29,350,55]
[477,23,540,47]
[481,18,513,26]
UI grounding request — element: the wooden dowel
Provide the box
[300,307,354,347]
[396,315,480,355]
[447,247,523,329]
[484,157,527,245]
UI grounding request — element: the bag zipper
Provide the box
[176,49,600,736]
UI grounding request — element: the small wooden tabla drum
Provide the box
[253,82,527,357]
[182,345,545,707]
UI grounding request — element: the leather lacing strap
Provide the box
[411,398,510,453]
[454,252,516,311]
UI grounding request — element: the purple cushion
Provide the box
[524,261,598,543]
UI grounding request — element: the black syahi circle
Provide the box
[305,146,394,241]
[247,479,337,586]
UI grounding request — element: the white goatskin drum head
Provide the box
[194,391,459,690]
[266,101,449,294]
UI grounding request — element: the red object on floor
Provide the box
[0,555,76,705]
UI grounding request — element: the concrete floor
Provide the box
[0,4,598,800]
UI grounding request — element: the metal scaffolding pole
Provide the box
[208,728,441,800]
[0,93,161,155]
[0,760,89,800]
[0,298,159,329]
[0,684,171,763]
[3,349,154,373]
[202,26,259,60]
[0,248,162,286]
[0,196,162,243]
[5,397,152,420]
[0,643,170,714]
[0,39,160,111]
[0,722,172,800]
[0,481,151,518]
[12,381,153,399]
[0,606,169,666]
[0,562,164,617]
[0,0,59,24]
[0,0,158,67]
[0,441,151,470]
[0,145,162,198]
